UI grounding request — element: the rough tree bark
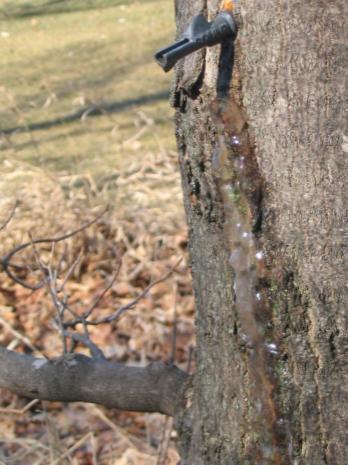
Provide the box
[173,1,347,464]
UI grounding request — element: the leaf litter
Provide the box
[0,148,194,464]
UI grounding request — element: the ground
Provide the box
[0,2,193,464]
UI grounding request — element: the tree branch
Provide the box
[0,207,108,290]
[0,347,189,417]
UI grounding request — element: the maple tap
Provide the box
[154,7,237,72]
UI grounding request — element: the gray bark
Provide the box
[173,0,347,464]
[0,347,188,417]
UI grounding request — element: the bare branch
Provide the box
[82,257,182,327]
[63,331,106,360]
[57,250,83,293]
[81,259,122,320]
[0,207,108,290]
[0,347,189,417]
[0,206,191,423]
[0,209,184,385]
[27,232,67,354]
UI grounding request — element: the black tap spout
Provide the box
[154,11,237,72]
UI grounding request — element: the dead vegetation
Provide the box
[0,148,194,465]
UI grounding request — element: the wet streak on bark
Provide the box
[210,95,289,465]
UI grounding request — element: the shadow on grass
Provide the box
[1,90,169,135]
[0,0,157,19]
[5,113,171,152]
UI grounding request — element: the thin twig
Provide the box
[48,242,56,269]
[87,404,136,447]
[0,201,17,232]
[156,417,174,465]
[28,232,67,354]
[0,315,47,358]
[0,207,108,290]
[98,257,182,325]
[56,242,68,278]
[0,399,40,415]
[57,250,83,293]
[51,432,93,465]
[169,280,178,365]
[57,260,122,334]
[65,257,183,327]
[81,260,122,319]
[46,282,68,355]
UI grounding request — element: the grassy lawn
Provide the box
[0,0,176,178]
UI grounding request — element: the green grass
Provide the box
[0,0,176,177]
[0,0,157,18]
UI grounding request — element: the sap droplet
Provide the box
[255,251,264,260]
[231,135,240,145]
[241,231,254,246]
[239,156,245,170]
[229,247,250,272]
[261,445,276,459]
[255,399,263,413]
[265,342,278,355]
[234,157,245,171]
[211,148,221,170]
[255,292,262,301]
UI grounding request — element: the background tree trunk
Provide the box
[173,1,347,464]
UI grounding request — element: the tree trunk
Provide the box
[173,1,347,464]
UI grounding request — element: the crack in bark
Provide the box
[306,301,330,465]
